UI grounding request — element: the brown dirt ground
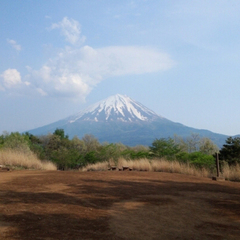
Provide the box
[0,170,240,240]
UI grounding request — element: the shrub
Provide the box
[176,151,215,170]
[84,151,98,165]
[149,138,180,159]
[2,132,31,154]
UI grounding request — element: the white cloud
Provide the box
[1,69,22,88]
[7,39,21,51]
[50,17,86,45]
[94,46,173,76]
[3,18,174,100]
[26,45,174,100]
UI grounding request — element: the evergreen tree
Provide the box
[219,137,240,165]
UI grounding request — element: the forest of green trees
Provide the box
[1,128,240,172]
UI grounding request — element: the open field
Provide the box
[0,171,240,240]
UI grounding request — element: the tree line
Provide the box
[0,129,239,170]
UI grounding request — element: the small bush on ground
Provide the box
[176,152,215,170]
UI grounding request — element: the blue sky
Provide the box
[1,0,240,135]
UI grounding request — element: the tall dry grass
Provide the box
[81,157,211,178]
[117,158,153,171]
[81,161,109,172]
[0,149,57,170]
[222,163,240,181]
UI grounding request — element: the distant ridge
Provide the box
[28,94,229,147]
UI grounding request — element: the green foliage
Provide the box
[44,134,85,170]
[175,152,189,163]
[176,151,215,169]
[0,133,5,146]
[23,132,46,159]
[121,149,150,159]
[54,128,69,139]
[0,128,221,171]
[149,138,180,159]
[50,146,83,170]
[220,137,240,165]
[130,150,150,159]
[84,151,98,164]
[98,143,122,161]
[45,135,61,153]
[30,144,45,160]
[2,132,31,154]
[188,152,215,169]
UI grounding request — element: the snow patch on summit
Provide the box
[67,94,162,123]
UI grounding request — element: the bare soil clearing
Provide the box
[0,171,240,240]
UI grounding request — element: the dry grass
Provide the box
[82,161,109,172]
[149,159,209,177]
[151,159,181,173]
[222,163,240,181]
[117,158,152,171]
[81,158,240,180]
[0,149,57,170]
[81,157,211,178]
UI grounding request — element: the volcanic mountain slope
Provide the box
[28,94,228,147]
[66,94,161,123]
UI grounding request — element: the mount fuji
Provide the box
[28,94,228,147]
[67,94,161,123]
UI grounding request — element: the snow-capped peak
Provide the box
[68,94,162,123]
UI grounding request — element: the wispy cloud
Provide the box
[3,18,174,100]
[7,39,21,51]
[50,17,86,45]
[26,45,174,100]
